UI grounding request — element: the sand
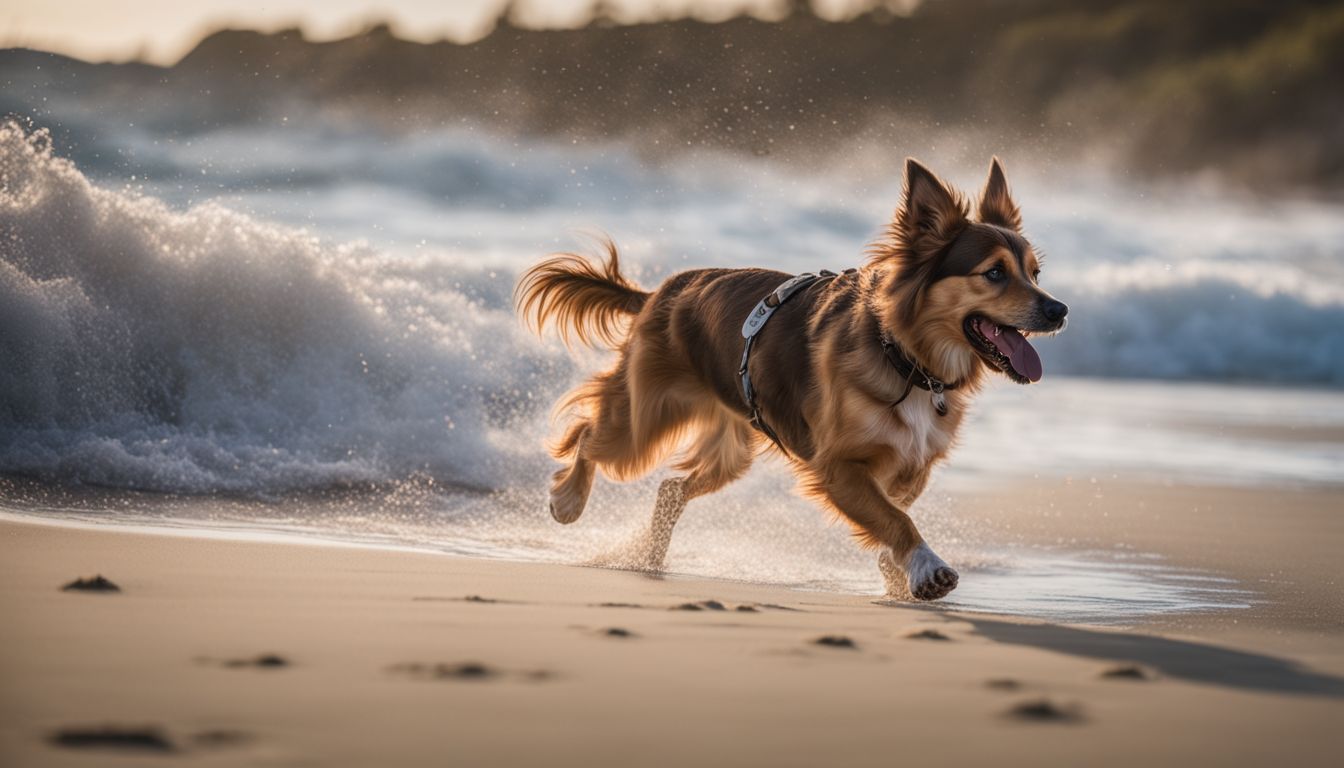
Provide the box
[3,488,1343,767]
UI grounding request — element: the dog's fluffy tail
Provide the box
[515,239,650,348]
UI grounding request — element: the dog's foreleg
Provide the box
[815,460,958,601]
[895,467,932,508]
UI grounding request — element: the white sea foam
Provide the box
[0,123,571,493]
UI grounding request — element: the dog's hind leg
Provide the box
[638,412,758,568]
[549,422,598,524]
[550,357,694,524]
[549,370,631,524]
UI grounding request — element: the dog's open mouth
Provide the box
[964,316,1043,384]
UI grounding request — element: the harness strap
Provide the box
[739,270,848,454]
[738,269,963,454]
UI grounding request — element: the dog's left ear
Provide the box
[977,157,1022,231]
[894,158,969,263]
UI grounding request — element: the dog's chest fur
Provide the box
[894,395,959,463]
[849,389,965,491]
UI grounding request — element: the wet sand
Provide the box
[954,478,1344,637]
[2,483,1343,767]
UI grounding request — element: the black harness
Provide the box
[738,271,842,454]
[738,270,957,454]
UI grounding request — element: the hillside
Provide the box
[3,0,1341,193]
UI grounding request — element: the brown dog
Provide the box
[516,158,1067,600]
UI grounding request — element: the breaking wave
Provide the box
[0,124,568,493]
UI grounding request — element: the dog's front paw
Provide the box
[910,565,959,601]
[903,543,959,601]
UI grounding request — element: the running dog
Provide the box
[515,158,1067,600]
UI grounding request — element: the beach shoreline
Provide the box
[3,507,1343,767]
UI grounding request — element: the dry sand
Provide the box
[3,483,1343,767]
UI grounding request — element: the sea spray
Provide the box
[0,123,568,493]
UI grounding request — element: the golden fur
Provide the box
[515,158,1067,600]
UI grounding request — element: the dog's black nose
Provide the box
[1042,299,1069,323]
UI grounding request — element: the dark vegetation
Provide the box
[2,0,1341,193]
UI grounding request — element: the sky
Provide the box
[0,0,891,65]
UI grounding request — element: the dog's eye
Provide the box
[985,266,1006,283]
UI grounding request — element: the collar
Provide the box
[879,334,957,415]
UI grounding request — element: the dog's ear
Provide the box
[977,157,1022,230]
[894,158,969,263]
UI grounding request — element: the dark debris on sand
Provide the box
[50,726,175,752]
[436,662,494,679]
[1005,699,1084,723]
[672,600,729,611]
[1101,664,1152,680]
[813,635,857,649]
[389,661,556,682]
[603,627,636,638]
[390,661,500,680]
[61,575,120,593]
[907,628,952,641]
[191,729,251,748]
[221,654,289,669]
[413,594,516,604]
[669,600,774,612]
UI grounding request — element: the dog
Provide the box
[515,158,1067,600]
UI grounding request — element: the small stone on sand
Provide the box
[813,635,857,649]
[50,726,174,751]
[1101,664,1150,680]
[221,654,288,669]
[61,575,120,593]
[1006,699,1082,723]
[192,729,250,747]
[435,662,494,679]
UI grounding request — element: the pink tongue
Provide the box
[978,319,1043,382]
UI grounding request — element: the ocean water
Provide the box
[1,118,1340,624]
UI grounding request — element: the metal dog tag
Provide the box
[930,384,948,416]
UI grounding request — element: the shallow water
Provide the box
[0,475,1258,628]
[927,549,1255,627]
